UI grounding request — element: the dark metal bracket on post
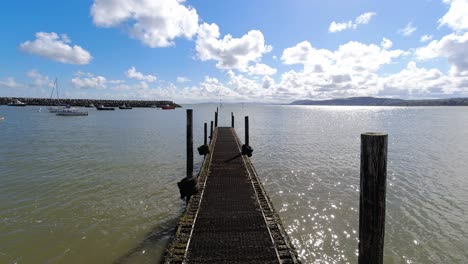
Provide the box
[359,132,388,264]
[241,116,253,157]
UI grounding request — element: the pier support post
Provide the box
[198,122,209,155]
[231,112,234,128]
[215,112,218,127]
[245,116,249,146]
[241,116,253,157]
[210,121,213,140]
[359,133,388,264]
[177,109,198,204]
[186,109,193,178]
[204,122,207,145]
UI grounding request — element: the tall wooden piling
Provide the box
[210,121,213,140]
[215,112,218,127]
[204,122,207,145]
[359,133,388,264]
[186,109,193,179]
[231,112,234,128]
[245,116,249,146]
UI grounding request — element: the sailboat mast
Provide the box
[50,79,56,99]
[56,78,59,104]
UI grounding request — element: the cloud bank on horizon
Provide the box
[1,0,468,103]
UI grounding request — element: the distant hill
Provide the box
[290,97,468,106]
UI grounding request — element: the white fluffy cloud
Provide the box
[125,66,157,82]
[273,35,468,100]
[398,22,417,36]
[282,39,404,72]
[177,76,190,83]
[247,63,277,76]
[71,73,107,89]
[329,12,376,33]
[27,70,54,88]
[381,38,393,49]
[19,32,92,65]
[380,61,456,97]
[91,0,199,47]
[195,22,272,71]
[0,77,26,89]
[416,32,468,74]
[439,0,468,31]
[270,39,414,99]
[420,35,433,42]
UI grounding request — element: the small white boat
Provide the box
[56,109,88,116]
[0,116,5,120]
[8,100,26,106]
[48,106,65,113]
[48,105,76,113]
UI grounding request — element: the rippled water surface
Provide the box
[1,105,467,264]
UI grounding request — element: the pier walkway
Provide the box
[164,127,298,263]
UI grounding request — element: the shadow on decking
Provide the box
[223,153,241,163]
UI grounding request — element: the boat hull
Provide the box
[96,106,115,110]
[56,111,88,116]
[96,108,115,110]
[161,105,176,110]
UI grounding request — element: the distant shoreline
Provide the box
[290,97,468,106]
[0,97,181,108]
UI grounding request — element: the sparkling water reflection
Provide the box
[1,105,468,263]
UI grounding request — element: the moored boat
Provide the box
[96,105,115,110]
[118,104,132,109]
[0,116,5,120]
[56,109,88,116]
[8,100,26,106]
[49,105,76,113]
[161,104,176,110]
[47,79,63,112]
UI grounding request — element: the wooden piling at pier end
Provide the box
[231,112,234,128]
[203,123,207,146]
[359,133,388,264]
[186,110,193,179]
[165,110,299,264]
[210,121,213,141]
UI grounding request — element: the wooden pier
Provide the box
[164,124,299,263]
[165,109,389,264]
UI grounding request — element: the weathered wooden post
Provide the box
[204,122,207,145]
[210,121,213,140]
[231,112,234,128]
[177,109,198,204]
[197,122,210,156]
[215,111,218,127]
[241,116,253,157]
[359,133,388,264]
[186,109,193,178]
[245,116,249,146]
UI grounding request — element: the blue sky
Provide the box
[1,0,468,102]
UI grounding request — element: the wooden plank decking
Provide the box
[164,127,299,264]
